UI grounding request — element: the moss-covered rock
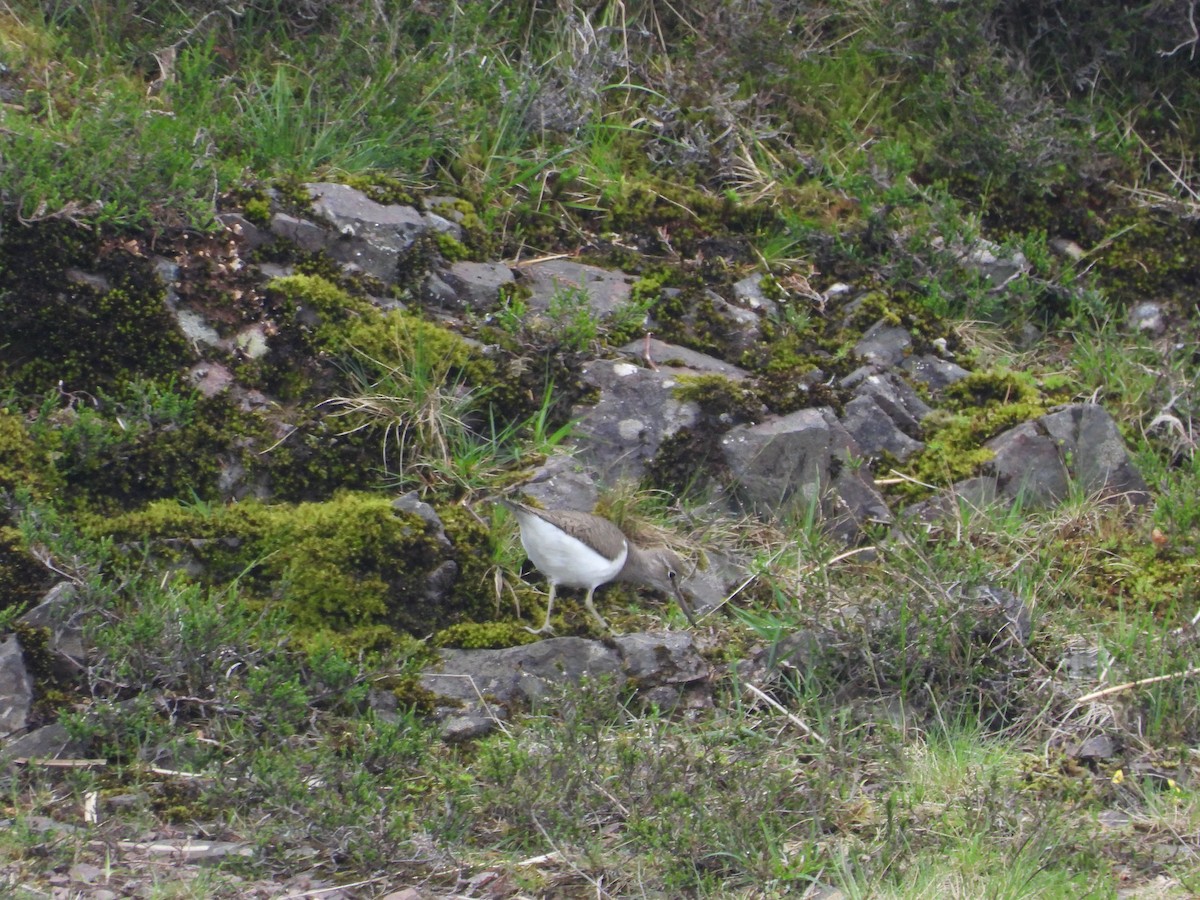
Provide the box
[93,492,496,637]
[894,367,1054,501]
[0,526,53,614]
[0,220,191,395]
[0,408,57,499]
[431,621,539,649]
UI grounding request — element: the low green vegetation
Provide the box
[1,0,1199,896]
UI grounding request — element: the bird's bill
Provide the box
[673,582,698,626]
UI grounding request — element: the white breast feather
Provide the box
[519,513,628,589]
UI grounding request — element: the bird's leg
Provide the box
[583,587,611,634]
[526,583,558,635]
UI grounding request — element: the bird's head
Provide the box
[638,546,698,626]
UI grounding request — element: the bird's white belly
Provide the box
[520,514,627,588]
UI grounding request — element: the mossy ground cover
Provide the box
[1,1,1199,896]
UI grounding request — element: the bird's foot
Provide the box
[524,621,556,636]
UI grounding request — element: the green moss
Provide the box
[844,289,903,331]
[434,503,498,614]
[428,197,493,257]
[1091,207,1200,310]
[902,411,998,493]
[673,374,762,420]
[757,274,788,303]
[271,173,317,216]
[242,196,272,228]
[646,427,727,497]
[93,492,497,637]
[0,220,191,394]
[338,309,528,420]
[431,621,539,649]
[33,387,250,514]
[0,526,51,614]
[257,272,379,399]
[629,271,672,307]
[10,621,67,722]
[388,674,446,715]
[1068,529,1200,615]
[653,282,736,358]
[393,232,443,290]
[261,410,380,503]
[434,231,471,262]
[0,409,56,499]
[944,367,1041,407]
[266,273,372,345]
[896,367,1052,501]
[343,173,417,208]
[606,181,773,261]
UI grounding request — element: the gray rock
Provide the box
[119,839,254,860]
[946,476,1001,510]
[840,393,924,461]
[670,288,763,358]
[757,628,840,680]
[152,255,181,284]
[303,182,448,284]
[269,212,329,254]
[516,259,636,318]
[720,408,828,516]
[1041,403,1150,503]
[1127,301,1165,336]
[19,582,86,679]
[1049,237,1086,261]
[69,863,106,884]
[218,212,272,251]
[440,714,500,741]
[985,420,1071,504]
[1096,809,1132,830]
[0,634,32,738]
[966,584,1032,646]
[420,632,710,730]
[854,319,912,368]
[960,239,1027,287]
[827,458,895,542]
[421,260,514,313]
[732,274,779,317]
[619,337,751,379]
[570,360,700,481]
[172,307,223,351]
[64,267,110,292]
[422,637,624,710]
[393,492,453,548]
[840,370,930,458]
[900,354,970,392]
[678,547,738,618]
[1062,643,1099,680]
[909,403,1148,520]
[719,407,890,541]
[612,632,707,688]
[415,270,457,310]
[511,454,600,513]
[1072,734,1118,760]
[234,325,270,359]
[852,371,932,429]
[187,362,234,401]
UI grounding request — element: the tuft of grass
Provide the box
[322,339,573,494]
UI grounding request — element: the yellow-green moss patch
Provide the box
[93,492,495,638]
[431,621,539,649]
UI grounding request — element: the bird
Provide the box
[498,497,695,634]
